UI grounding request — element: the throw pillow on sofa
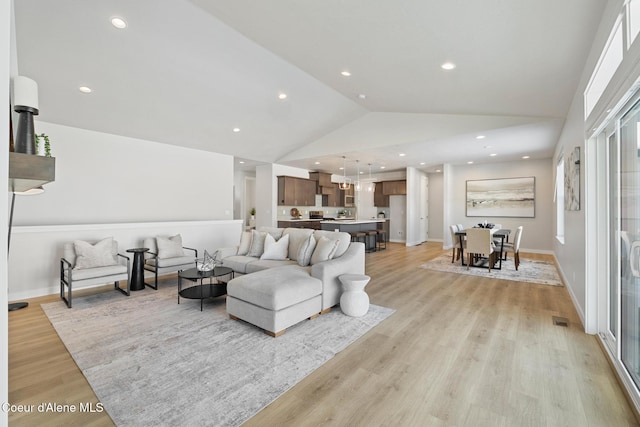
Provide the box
[310,236,340,265]
[246,230,267,257]
[73,237,118,270]
[297,234,316,266]
[157,234,185,258]
[260,234,290,260]
[237,231,253,255]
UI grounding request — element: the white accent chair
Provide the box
[465,228,497,271]
[142,236,197,289]
[503,226,523,270]
[60,239,130,308]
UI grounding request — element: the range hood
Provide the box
[8,152,55,192]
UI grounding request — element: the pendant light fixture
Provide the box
[367,163,374,192]
[354,160,362,192]
[339,156,350,190]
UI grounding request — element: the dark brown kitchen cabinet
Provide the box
[309,171,333,187]
[374,182,389,207]
[277,176,316,206]
[382,180,407,195]
[322,183,340,207]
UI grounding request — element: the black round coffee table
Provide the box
[178,266,233,311]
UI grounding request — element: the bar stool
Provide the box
[350,232,366,245]
[376,230,387,251]
[366,230,378,253]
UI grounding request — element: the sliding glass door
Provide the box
[618,99,640,388]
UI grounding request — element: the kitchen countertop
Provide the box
[320,219,386,224]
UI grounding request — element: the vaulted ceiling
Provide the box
[14,0,606,174]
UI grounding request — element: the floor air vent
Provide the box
[552,316,569,327]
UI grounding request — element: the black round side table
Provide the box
[127,248,149,291]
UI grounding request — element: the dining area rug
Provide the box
[41,279,394,426]
[419,253,563,286]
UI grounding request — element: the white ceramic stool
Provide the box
[339,274,370,317]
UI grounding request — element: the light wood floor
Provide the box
[8,242,639,426]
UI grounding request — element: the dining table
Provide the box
[455,228,511,270]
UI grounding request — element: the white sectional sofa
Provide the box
[218,227,365,337]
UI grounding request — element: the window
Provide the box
[585,20,624,118]
[629,0,640,48]
[556,155,565,243]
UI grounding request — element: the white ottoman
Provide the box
[339,274,370,317]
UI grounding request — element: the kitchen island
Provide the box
[321,219,388,252]
[320,219,386,232]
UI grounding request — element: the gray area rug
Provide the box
[41,279,394,426]
[420,253,563,286]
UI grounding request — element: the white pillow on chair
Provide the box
[73,237,117,270]
[157,235,185,258]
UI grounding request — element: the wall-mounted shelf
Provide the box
[9,152,56,192]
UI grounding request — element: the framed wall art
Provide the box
[565,147,580,211]
[466,176,535,218]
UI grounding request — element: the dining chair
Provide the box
[449,224,465,263]
[465,228,496,271]
[503,226,523,270]
[492,223,503,246]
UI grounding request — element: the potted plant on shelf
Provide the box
[35,133,51,157]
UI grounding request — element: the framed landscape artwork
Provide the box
[466,177,535,218]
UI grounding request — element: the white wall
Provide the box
[406,167,428,246]
[554,0,627,330]
[9,220,242,300]
[255,164,275,229]
[447,159,554,252]
[12,121,235,225]
[389,195,406,242]
[6,121,240,300]
[428,172,444,242]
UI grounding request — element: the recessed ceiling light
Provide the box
[232,127,241,133]
[358,93,367,99]
[441,62,456,70]
[314,161,320,165]
[420,162,425,165]
[339,167,344,170]
[490,153,497,157]
[399,153,406,157]
[380,166,386,169]
[522,155,530,159]
[111,17,127,29]
[278,93,287,100]
[79,86,92,93]
[436,169,441,172]
[476,135,486,140]
[239,161,245,164]
[467,161,474,164]
[341,70,351,77]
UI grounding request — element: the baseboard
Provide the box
[596,334,640,424]
[553,253,586,331]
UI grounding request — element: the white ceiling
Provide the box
[14,0,606,175]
